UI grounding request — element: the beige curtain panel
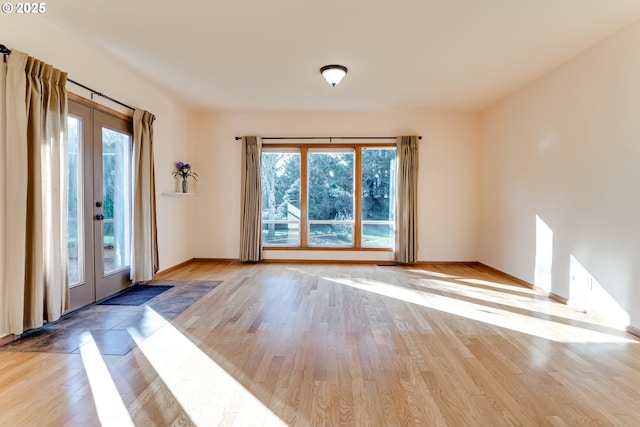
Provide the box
[0,50,6,336]
[4,50,69,333]
[395,135,419,264]
[131,109,159,282]
[239,136,262,262]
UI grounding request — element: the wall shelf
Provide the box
[162,192,194,197]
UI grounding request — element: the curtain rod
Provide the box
[234,136,422,141]
[66,78,135,111]
[0,43,135,112]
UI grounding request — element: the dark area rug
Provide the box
[0,280,222,355]
[98,284,173,306]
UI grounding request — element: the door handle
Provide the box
[95,214,104,221]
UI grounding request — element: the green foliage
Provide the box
[308,152,354,220]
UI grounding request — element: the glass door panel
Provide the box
[101,128,131,275]
[93,111,132,301]
[67,115,83,285]
[67,102,95,311]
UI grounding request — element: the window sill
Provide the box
[263,246,393,252]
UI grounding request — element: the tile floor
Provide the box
[0,280,222,355]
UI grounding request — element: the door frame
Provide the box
[67,96,133,311]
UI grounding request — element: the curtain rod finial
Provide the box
[0,44,10,63]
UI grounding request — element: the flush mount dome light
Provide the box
[320,64,348,87]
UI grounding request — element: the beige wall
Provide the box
[189,110,480,262]
[0,18,192,336]
[480,20,640,328]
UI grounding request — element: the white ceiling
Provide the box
[43,0,640,112]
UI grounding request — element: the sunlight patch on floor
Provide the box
[408,275,622,330]
[128,306,287,426]
[325,277,635,344]
[79,332,134,427]
[408,269,539,295]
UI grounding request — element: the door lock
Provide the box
[96,201,103,207]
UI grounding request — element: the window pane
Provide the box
[261,152,301,221]
[68,116,83,286]
[102,128,131,275]
[362,148,395,248]
[308,151,354,221]
[262,222,300,245]
[362,148,396,221]
[261,152,300,246]
[309,223,353,246]
[362,223,394,247]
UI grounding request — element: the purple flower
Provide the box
[173,161,198,182]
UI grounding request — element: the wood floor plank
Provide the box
[1,261,639,426]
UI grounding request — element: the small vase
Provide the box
[182,179,188,193]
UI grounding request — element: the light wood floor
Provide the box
[1,261,639,426]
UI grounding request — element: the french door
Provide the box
[67,100,133,310]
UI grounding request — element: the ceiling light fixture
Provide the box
[320,64,348,87]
